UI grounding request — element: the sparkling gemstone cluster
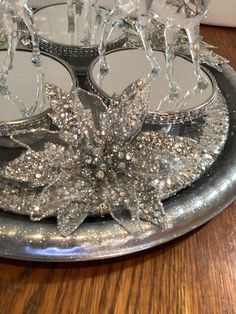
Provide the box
[0,79,229,236]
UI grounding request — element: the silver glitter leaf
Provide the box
[57,203,90,237]
[101,78,150,144]
[46,84,98,146]
[1,143,75,187]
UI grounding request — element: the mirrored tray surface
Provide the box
[34,4,127,74]
[88,48,216,123]
[0,49,77,147]
[0,49,75,121]
[35,3,124,48]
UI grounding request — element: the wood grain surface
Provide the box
[0,26,235,314]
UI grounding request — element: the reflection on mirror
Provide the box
[35,3,124,47]
[90,49,214,114]
[67,0,98,45]
[0,0,45,118]
[0,50,74,122]
[98,0,211,98]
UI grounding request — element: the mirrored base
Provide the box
[88,48,217,123]
[35,4,127,75]
[0,49,76,147]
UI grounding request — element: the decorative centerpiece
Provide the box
[0,0,235,261]
[0,77,230,236]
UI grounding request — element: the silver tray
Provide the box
[0,64,235,262]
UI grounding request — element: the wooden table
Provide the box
[0,26,235,314]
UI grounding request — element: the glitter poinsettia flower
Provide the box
[1,79,157,236]
[0,79,217,236]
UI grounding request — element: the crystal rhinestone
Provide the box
[95,170,105,180]
[125,153,132,161]
[151,179,159,188]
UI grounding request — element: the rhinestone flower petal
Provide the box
[0,79,229,236]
